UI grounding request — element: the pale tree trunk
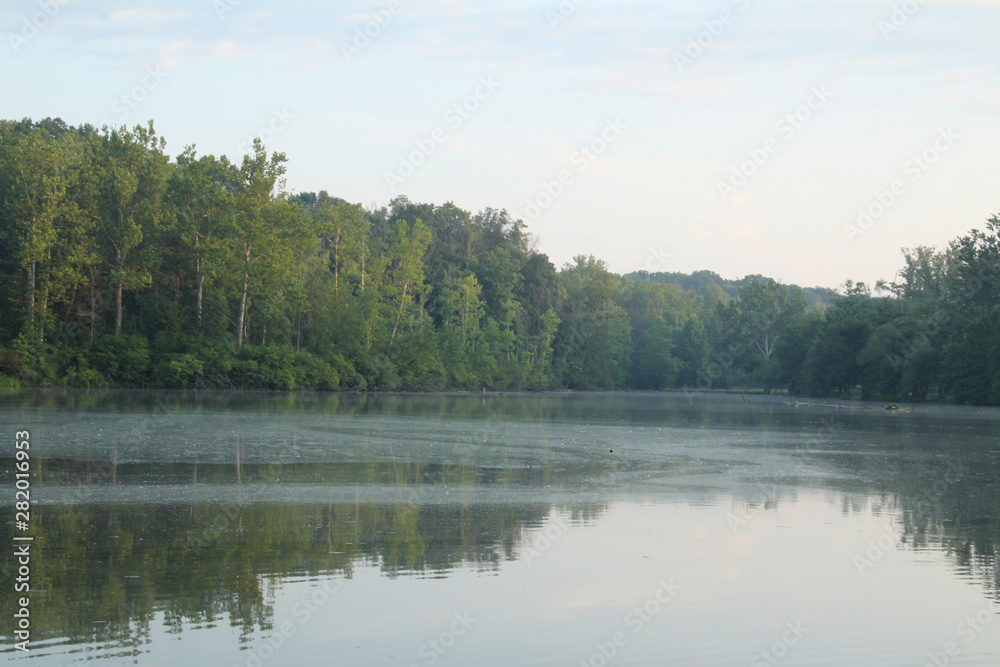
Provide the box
[389,283,408,343]
[196,256,204,331]
[38,248,50,339]
[89,284,97,344]
[333,233,340,292]
[39,288,46,341]
[237,270,248,348]
[236,243,251,348]
[114,245,124,337]
[114,281,123,337]
[27,261,36,337]
[461,301,467,345]
[113,204,126,337]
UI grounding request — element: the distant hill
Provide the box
[623,270,837,309]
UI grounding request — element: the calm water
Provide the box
[2,391,1000,666]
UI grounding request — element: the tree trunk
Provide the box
[333,234,340,292]
[389,283,408,343]
[89,289,96,344]
[27,260,35,337]
[114,246,123,337]
[461,301,467,345]
[196,256,204,331]
[237,270,248,348]
[114,281,123,337]
[39,287,47,341]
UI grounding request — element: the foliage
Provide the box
[0,117,997,403]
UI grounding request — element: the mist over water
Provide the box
[3,391,1000,665]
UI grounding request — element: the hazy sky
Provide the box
[3,0,998,288]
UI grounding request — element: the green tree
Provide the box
[228,140,288,348]
[2,127,80,342]
[82,122,168,337]
[674,316,712,388]
[312,194,370,294]
[940,217,1000,404]
[555,256,632,389]
[629,315,678,389]
[385,219,432,345]
[728,277,805,392]
[165,148,234,333]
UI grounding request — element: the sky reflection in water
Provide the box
[2,391,1000,665]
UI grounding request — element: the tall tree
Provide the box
[732,277,805,365]
[229,140,287,348]
[674,316,712,388]
[555,256,632,389]
[166,148,234,333]
[2,127,80,342]
[385,219,432,345]
[82,122,167,336]
[313,195,370,294]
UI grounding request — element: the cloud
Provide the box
[8,0,998,289]
[209,39,251,61]
[105,8,188,25]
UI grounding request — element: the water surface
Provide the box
[2,391,1000,665]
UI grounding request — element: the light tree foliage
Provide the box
[1,117,999,403]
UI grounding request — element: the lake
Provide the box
[2,390,1000,666]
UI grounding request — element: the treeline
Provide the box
[0,118,997,403]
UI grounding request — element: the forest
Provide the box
[1,117,998,404]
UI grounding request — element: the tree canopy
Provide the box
[1,117,998,404]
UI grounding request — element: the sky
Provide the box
[2,0,998,289]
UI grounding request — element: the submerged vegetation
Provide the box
[1,117,998,403]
